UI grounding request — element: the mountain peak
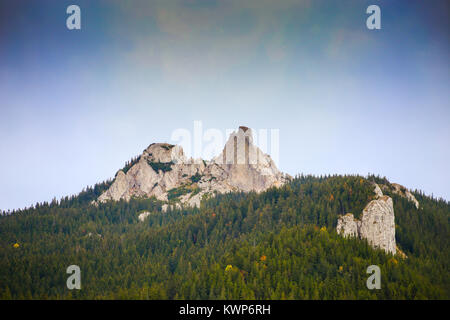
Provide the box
[239,125,250,132]
[142,143,186,164]
[97,126,289,207]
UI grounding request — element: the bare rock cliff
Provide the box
[359,196,396,255]
[337,185,396,255]
[97,126,289,208]
[336,213,359,238]
[389,183,419,209]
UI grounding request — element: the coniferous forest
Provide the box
[0,175,448,299]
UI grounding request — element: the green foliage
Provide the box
[167,186,191,201]
[190,173,203,183]
[167,184,200,201]
[121,156,141,175]
[147,161,173,173]
[161,144,175,151]
[0,174,448,300]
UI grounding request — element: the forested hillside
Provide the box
[0,175,448,299]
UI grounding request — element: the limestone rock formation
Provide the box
[373,183,384,198]
[359,196,396,255]
[161,203,181,212]
[336,213,359,238]
[210,126,288,192]
[390,183,420,209]
[138,211,151,222]
[97,126,290,208]
[378,182,419,209]
[337,195,396,255]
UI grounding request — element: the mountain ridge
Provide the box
[97,126,290,207]
[94,126,422,256]
[1,174,448,299]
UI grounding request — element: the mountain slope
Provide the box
[0,175,448,299]
[97,126,289,207]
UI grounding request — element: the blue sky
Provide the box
[0,0,449,210]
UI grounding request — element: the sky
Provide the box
[0,0,449,211]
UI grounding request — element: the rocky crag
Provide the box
[97,126,290,208]
[383,183,419,209]
[337,182,419,255]
[337,184,396,254]
[97,124,419,257]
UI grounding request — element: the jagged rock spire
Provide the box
[97,126,290,207]
[337,184,396,255]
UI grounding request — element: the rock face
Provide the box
[211,126,287,192]
[138,211,151,222]
[390,183,419,209]
[337,185,396,255]
[359,196,396,255]
[336,213,359,238]
[98,126,289,208]
[373,183,384,198]
[378,182,419,209]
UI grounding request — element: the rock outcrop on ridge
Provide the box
[97,126,290,208]
[138,211,151,222]
[337,184,397,255]
[336,213,359,238]
[359,195,396,255]
[383,183,419,209]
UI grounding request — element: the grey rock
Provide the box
[390,183,419,209]
[97,126,290,209]
[336,213,359,238]
[373,183,383,198]
[337,195,396,255]
[138,211,151,222]
[359,196,396,255]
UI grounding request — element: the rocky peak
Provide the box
[211,126,288,191]
[359,196,396,255]
[215,126,255,165]
[373,183,384,198]
[336,213,359,238]
[142,143,186,164]
[390,183,419,209]
[373,182,419,209]
[337,185,397,255]
[97,126,289,207]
